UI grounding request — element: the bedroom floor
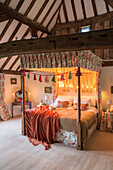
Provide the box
[1,116,113,170]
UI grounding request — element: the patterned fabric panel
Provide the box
[0,73,10,120]
[20,50,102,73]
[55,129,77,147]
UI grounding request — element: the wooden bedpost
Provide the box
[76,67,82,150]
[21,70,26,135]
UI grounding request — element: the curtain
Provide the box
[0,73,10,120]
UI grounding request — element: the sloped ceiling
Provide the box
[0,0,113,73]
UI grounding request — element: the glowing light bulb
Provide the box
[76,86,78,88]
[91,86,93,88]
[82,85,84,88]
[86,85,89,88]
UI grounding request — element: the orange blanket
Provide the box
[25,106,59,150]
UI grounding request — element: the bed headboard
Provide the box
[58,87,96,97]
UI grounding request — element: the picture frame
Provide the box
[11,78,17,84]
[45,87,52,93]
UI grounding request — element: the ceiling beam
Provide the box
[0,69,21,75]
[104,0,113,9]
[102,60,113,67]
[0,0,25,41]
[0,28,113,58]
[33,0,49,21]
[0,56,12,70]
[0,2,50,34]
[80,0,86,19]
[105,1,110,13]
[16,65,20,71]
[40,1,62,38]
[4,0,12,6]
[0,14,10,22]
[91,0,98,16]
[54,11,113,31]
[71,0,77,21]
[62,0,69,23]
[8,0,37,41]
[21,0,57,39]
[9,56,20,70]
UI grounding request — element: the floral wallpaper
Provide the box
[0,73,10,120]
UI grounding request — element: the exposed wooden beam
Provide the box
[104,0,113,9]
[24,0,37,16]
[33,0,49,21]
[4,0,12,6]
[30,28,38,38]
[0,69,21,75]
[80,0,86,19]
[54,11,113,31]
[0,56,12,70]
[0,28,113,58]
[0,2,50,34]
[0,14,10,22]
[71,0,77,21]
[62,0,69,23]
[102,60,113,67]
[41,0,57,25]
[0,0,24,41]
[8,23,22,41]
[8,0,37,41]
[9,56,20,70]
[91,0,98,16]
[40,1,62,38]
[22,0,57,39]
[16,65,20,71]
[105,1,110,13]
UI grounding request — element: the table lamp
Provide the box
[107,99,112,111]
[45,95,49,105]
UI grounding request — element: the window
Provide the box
[79,25,91,33]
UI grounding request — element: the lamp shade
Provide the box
[45,95,49,100]
[107,99,112,105]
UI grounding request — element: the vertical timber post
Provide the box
[21,70,26,135]
[76,67,82,150]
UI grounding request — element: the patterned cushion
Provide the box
[57,101,69,108]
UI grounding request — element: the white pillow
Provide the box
[54,95,74,106]
[74,97,91,108]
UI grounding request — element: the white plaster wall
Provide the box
[25,72,53,108]
[100,66,113,111]
[5,74,21,117]
[5,73,53,117]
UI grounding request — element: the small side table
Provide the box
[100,111,113,132]
[12,101,32,118]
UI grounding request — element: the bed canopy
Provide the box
[20,50,102,150]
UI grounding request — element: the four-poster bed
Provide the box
[20,50,102,150]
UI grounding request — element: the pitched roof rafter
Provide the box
[40,1,63,38]
[0,2,50,34]
[91,0,98,16]
[71,0,77,21]
[9,56,20,70]
[62,0,69,23]
[104,0,113,9]
[80,0,86,19]
[0,0,25,41]
[21,0,57,39]
[8,0,37,41]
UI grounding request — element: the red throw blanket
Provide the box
[25,105,59,150]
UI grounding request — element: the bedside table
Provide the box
[100,111,113,132]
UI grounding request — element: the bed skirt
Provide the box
[55,122,97,148]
